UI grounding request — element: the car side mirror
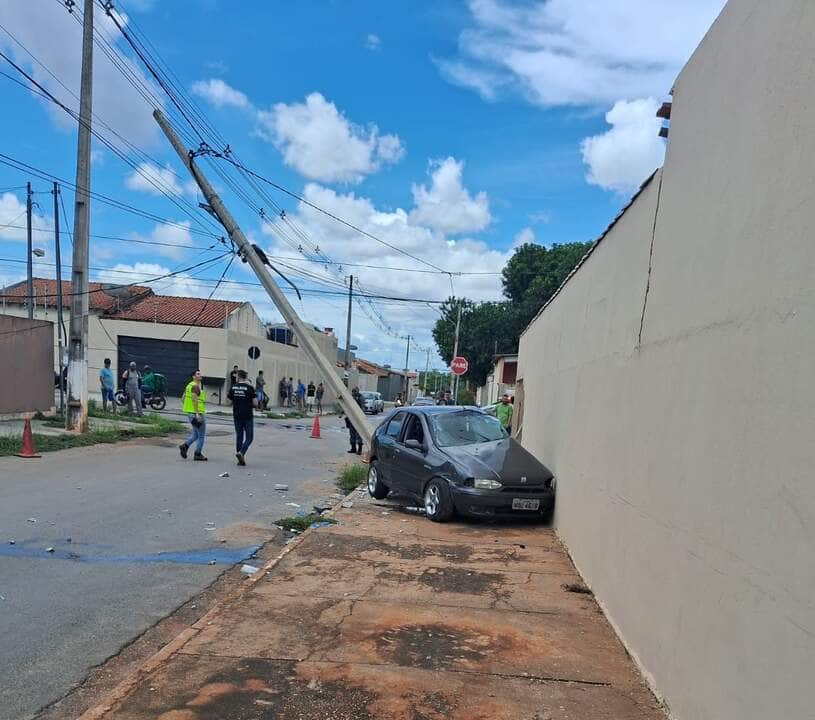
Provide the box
[405,438,424,452]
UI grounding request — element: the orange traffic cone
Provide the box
[16,418,40,459]
[310,415,321,439]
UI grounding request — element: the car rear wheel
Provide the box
[424,479,454,522]
[367,461,389,499]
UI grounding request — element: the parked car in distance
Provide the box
[412,396,436,406]
[360,391,384,414]
[367,406,555,522]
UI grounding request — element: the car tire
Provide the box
[367,461,389,499]
[424,478,454,522]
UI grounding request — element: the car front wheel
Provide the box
[424,478,454,522]
[367,461,389,499]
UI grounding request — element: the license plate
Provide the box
[512,498,540,511]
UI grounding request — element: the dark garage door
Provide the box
[117,336,199,396]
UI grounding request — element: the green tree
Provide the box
[502,241,592,326]
[432,241,592,388]
[432,298,519,387]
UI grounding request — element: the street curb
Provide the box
[75,473,366,720]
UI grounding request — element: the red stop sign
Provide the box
[450,356,468,375]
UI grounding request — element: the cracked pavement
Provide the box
[74,491,665,720]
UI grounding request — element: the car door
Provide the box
[393,413,432,497]
[377,411,407,486]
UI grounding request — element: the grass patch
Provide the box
[337,463,367,494]
[0,416,184,457]
[275,514,337,533]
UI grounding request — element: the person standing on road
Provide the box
[179,370,207,461]
[306,380,316,414]
[229,365,239,390]
[496,393,513,434]
[286,377,294,408]
[228,369,257,466]
[99,358,116,414]
[122,362,142,416]
[296,379,306,411]
[255,370,267,410]
[315,382,325,415]
[278,377,287,408]
[345,386,365,454]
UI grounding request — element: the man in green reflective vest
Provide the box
[179,370,207,461]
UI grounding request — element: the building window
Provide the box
[501,361,517,385]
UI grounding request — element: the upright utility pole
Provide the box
[26,182,33,320]
[343,274,353,382]
[53,182,65,417]
[66,0,93,432]
[154,110,373,443]
[424,348,430,394]
[451,302,462,403]
[403,335,411,400]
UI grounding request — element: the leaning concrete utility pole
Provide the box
[154,109,372,443]
[67,0,94,432]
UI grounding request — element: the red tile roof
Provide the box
[1,278,151,312]
[355,358,389,377]
[107,294,243,328]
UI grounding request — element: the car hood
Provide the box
[440,439,554,486]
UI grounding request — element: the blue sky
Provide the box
[0,0,725,368]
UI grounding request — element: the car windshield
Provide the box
[428,410,507,447]
[361,392,375,400]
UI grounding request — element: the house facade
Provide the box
[1,278,342,405]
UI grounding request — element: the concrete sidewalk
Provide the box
[75,493,664,720]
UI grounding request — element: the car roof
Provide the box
[401,405,483,415]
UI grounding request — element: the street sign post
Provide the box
[450,356,468,376]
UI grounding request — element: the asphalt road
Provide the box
[0,412,353,720]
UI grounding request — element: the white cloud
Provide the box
[528,210,551,225]
[0,3,163,147]
[512,227,535,247]
[440,0,726,107]
[0,192,50,242]
[409,158,491,235]
[256,93,405,184]
[95,262,204,298]
[128,220,194,261]
[124,162,189,197]
[365,34,382,51]
[191,78,252,110]
[580,98,664,193]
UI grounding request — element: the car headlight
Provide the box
[473,478,502,490]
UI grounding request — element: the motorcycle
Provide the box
[115,388,167,411]
[116,372,167,411]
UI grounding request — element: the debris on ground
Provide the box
[8,540,14,545]
[274,484,289,491]
[275,513,338,533]
[341,500,354,509]
[218,472,229,478]
[562,582,593,595]
[27,518,37,523]
[285,502,301,508]
[208,559,217,566]
[45,547,54,553]
[240,564,259,575]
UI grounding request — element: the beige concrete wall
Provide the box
[517,3,815,719]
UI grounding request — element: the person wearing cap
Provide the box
[121,361,142,416]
